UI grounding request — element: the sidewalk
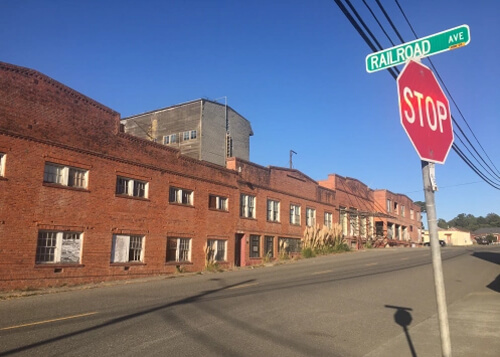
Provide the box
[365,287,500,357]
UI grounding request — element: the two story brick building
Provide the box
[0,62,421,291]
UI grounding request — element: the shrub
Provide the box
[301,247,316,258]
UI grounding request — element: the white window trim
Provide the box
[111,234,145,263]
[324,212,333,229]
[36,230,83,264]
[290,204,301,225]
[44,162,88,189]
[0,153,5,177]
[167,238,192,262]
[207,239,227,262]
[116,176,149,198]
[240,194,256,218]
[170,187,194,205]
[209,194,228,211]
[306,208,316,227]
[267,199,280,222]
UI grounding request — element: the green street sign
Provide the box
[366,24,470,73]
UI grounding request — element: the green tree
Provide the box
[414,201,426,213]
[437,218,448,229]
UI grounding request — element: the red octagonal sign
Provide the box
[397,60,454,164]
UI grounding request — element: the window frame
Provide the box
[209,194,228,211]
[207,239,227,262]
[169,187,194,206]
[240,194,256,218]
[324,212,333,229]
[278,237,302,254]
[116,176,149,198]
[0,153,5,177]
[267,199,280,222]
[289,204,301,225]
[111,234,145,263]
[306,207,316,227]
[167,237,192,263]
[249,235,260,258]
[36,230,83,264]
[264,236,274,258]
[43,162,88,189]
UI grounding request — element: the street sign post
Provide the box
[397,60,455,357]
[397,60,453,164]
[366,24,470,73]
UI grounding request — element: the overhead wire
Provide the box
[332,0,500,190]
[394,0,500,178]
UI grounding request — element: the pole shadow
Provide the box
[385,305,417,357]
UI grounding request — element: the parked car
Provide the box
[423,240,446,247]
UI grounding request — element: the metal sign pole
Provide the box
[421,160,452,357]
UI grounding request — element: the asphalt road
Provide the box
[1,246,499,356]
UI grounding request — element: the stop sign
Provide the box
[397,60,453,164]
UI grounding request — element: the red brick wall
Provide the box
[0,62,423,291]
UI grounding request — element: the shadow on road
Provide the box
[0,279,257,356]
[471,251,500,293]
[471,251,500,265]
[385,305,417,357]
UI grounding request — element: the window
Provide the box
[386,199,392,213]
[290,204,301,225]
[44,163,88,189]
[111,235,144,263]
[349,209,358,236]
[36,231,82,264]
[278,237,302,254]
[264,236,274,258]
[167,238,191,262]
[306,208,316,227]
[163,136,170,145]
[360,217,367,238]
[240,194,256,218]
[339,207,348,236]
[209,194,228,211]
[0,153,5,177]
[250,235,260,258]
[190,130,197,139]
[267,199,280,222]
[207,239,227,261]
[226,135,233,158]
[324,212,333,229]
[394,202,399,215]
[183,131,190,141]
[169,187,193,205]
[410,209,415,220]
[116,176,148,198]
[401,205,405,217]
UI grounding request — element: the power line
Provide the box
[332,0,500,190]
[394,0,500,179]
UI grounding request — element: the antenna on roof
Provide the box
[290,150,297,169]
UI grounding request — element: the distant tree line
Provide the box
[403,202,499,232]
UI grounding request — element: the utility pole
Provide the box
[422,160,452,357]
[289,150,297,169]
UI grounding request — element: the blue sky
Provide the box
[1,0,499,222]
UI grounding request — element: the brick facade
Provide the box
[0,62,422,291]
